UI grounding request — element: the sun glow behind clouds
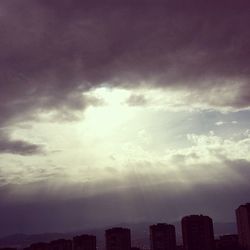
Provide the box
[2,86,250,191]
[83,87,135,136]
[2,86,182,186]
[79,87,189,164]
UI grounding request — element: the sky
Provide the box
[0,0,250,237]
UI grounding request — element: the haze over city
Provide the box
[0,0,250,238]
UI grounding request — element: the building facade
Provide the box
[236,203,250,250]
[150,223,176,250]
[181,215,214,250]
[105,228,131,250]
[28,243,50,250]
[73,235,96,250]
[49,239,72,250]
[215,234,240,250]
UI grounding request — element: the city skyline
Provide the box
[1,202,250,250]
[1,0,250,237]
[0,202,249,247]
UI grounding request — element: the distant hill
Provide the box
[0,221,237,249]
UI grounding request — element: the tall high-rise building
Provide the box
[105,227,131,250]
[181,215,214,250]
[150,223,176,250]
[73,235,96,250]
[236,203,250,250]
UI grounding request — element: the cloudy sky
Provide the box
[0,0,250,236]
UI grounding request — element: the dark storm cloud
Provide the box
[1,0,250,132]
[0,138,43,155]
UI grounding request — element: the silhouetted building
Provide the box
[0,248,17,250]
[236,203,250,250]
[29,243,50,250]
[50,239,72,250]
[73,235,96,250]
[131,247,140,250]
[176,247,184,250]
[181,215,214,250]
[215,234,240,250]
[150,223,176,250]
[105,227,131,250]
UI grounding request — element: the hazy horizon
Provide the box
[0,220,237,241]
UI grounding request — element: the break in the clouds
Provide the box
[0,0,250,236]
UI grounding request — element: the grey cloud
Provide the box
[0,133,44,155]
[226,159,250,179]
[0,138,44,155]
[126,94,148,107]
